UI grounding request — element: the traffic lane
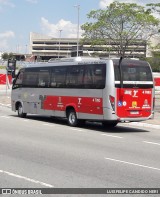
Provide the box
[1,108,160,161]
[6,110,160,151]
[0,114,160,188]
[1,139,160,189]
[1,111,160,168]
[117,122,160,144]
[0,139,159,189]
[0,172,51,188]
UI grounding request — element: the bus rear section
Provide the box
[113,59,154,122]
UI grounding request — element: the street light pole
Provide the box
[58,29,62,58]
[74,5,80,57]
[25,44,28,55]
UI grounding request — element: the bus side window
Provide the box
[38,69,50,87]
[50,69,56,87]
[51,67,67,88]
[84,64,105,89]
[93,65,105,88]
[23,68,39,87]
[77,67,85,87]
[84,65,93,88]
[66,66,84,88]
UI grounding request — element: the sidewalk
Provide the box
[0,94,11,107]
[0,85,11,107]
[0,85,160,129]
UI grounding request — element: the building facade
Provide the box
[30,32,149,61]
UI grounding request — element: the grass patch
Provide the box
[0,66,6,69]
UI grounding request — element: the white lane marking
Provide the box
[5,104,11,107]
[105,157,160,171]
[143,141,160,146]
[70,128,84,132]
[43,123,55,127]
[128,122,160,130]
[0,169,54,187]
[23,119,29,122]
[0,115,10,119]
[101,134,123,139]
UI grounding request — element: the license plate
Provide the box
[130,111,139,115]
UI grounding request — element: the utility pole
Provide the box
[74,5,80,57]
[58,29,62,58]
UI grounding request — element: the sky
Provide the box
[0,0,159,54]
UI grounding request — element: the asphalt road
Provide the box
[0,106,160,196]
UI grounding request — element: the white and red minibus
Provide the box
[11,57,155,127]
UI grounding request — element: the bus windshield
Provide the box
[113,59,153,88]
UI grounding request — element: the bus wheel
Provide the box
[17,103,27,118]
[67,109,78,127]
[102,121,118,128]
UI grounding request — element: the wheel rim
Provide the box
[18,105,23,115]
[69,113,76,124]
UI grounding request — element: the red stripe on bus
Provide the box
[42,95,103,115]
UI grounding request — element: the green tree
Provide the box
[146,3,160,15]
[145,56,160,72]
[2,52,14,60]
[81,1,160,57]
[2,52,9,60]
[145,3,160,72]
[8,52,14,59]
[144,51,160,72]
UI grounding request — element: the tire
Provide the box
[67,109,78,127]
[17,103,27,118]
[102,121,118,128]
